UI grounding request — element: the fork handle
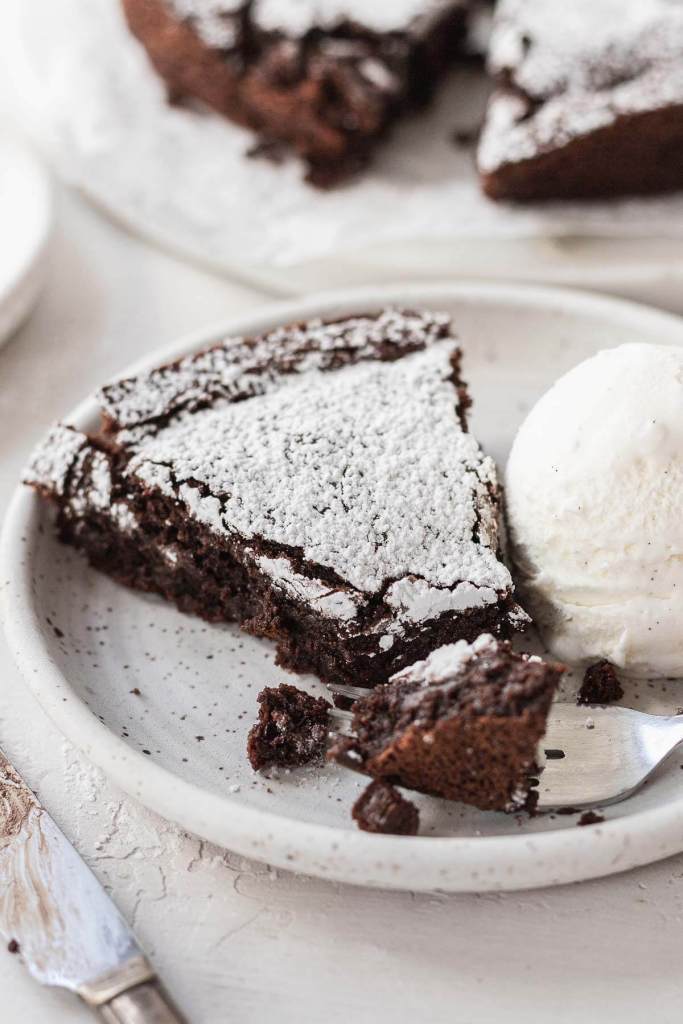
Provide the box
[97,981,187,1023]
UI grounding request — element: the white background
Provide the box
[3,184,683,1023]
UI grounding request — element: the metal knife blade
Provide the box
[0,748,186,1021]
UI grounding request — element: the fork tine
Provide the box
[326,681,369,703]
[328,704,354,738]
[329,706,354,722]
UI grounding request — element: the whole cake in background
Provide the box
[121,0,683,199]
[121,0,475,185]
[25,308,528,689]
[479,0,683,200]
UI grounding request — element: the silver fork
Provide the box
[326,681,683,811]
[536,704,683,810]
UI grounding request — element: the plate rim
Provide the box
[4,279,683,893]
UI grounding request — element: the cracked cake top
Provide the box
[26,309,525,635]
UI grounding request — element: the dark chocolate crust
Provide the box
[121,0,470,186]
[330,639,563,811]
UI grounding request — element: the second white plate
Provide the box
[0,134,52,348]
[4,282,683,892]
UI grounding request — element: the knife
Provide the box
[0,747,187,1022]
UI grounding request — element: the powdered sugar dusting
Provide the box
[25,311,524,635]
[253,0,459,36]
[167,0,460,44]
[68,449,112,515]
[24,425,87,497]
[24,427,140,535]
[489,0,683,97]
[480,0,683,173]
[391,634,498,687]
[125,340,511,597]
[384,577,499,624]
[256,554,362,621]
[168,0,241,48]
[101,309,451,430]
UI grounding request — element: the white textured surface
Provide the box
[506,343,683,678]
[4,187,683,1022]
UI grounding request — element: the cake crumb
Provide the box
[577,810,604,826]
[7,940,19,955]
[352,780,419,836]
[577,661,624,705]
[246,138,288,165]
[451,126,479,148]
[522,787,540,818]
[247,684,330,771]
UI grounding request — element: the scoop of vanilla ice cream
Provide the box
[505,342,683,678]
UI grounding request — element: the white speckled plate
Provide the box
[4,283,683,892]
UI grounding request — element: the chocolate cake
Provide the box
[478,0,683,201]
[329,635,563,811]
[577,661,624,707]
[121,0,473,185]
[247,683,331,769]
[25,308,528,689]
[577,810,604,827]
[352,780,420,836]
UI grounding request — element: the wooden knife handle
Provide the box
[97,981,187,1024]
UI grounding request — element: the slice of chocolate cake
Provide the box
[121,0,473,186]
[25,308,528,689]
[478,0,683,201]
[329,635,563,811]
